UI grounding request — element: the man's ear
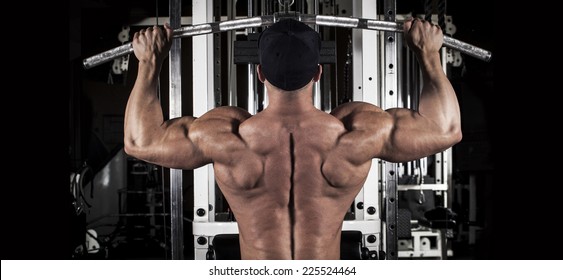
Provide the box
[257,64,266,83]
[312,65,323,82]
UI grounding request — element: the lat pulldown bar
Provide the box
[83,13,492,69]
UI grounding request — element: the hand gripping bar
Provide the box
[83,14,491,69]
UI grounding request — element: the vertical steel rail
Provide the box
[383,0,398,260]
[357,0,380,252]
[311,0,330,111]
[351,0,365,222]
[351,1,363,102]
[192,0,215,260]
[214,0,223,107]
[247,0,257,113]
[168,0,184,260]
[441,47,452,259]
[261,0,269,110]
[310,0,321,110]
[227,0,237,106]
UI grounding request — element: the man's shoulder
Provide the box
[205,106,252,121]
[330,101,384,118]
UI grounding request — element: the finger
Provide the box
[403,18,413,32]
[143,27,152,40]
[147,27,155,38]
[408,18,419,33]
[404,17,418,32]
[433,24,443,36]
[151,25,162,37]
[164,22,174,41]
[138,29,147,39]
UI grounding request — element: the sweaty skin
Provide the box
[124,19,461,259]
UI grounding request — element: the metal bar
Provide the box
[266,0,272,15]
[316,15,359,28]
[446,147,453,209]
[442,36,490,62]
[192,0,215,260]
[259,3,268,110]
[248,1,254,26]
[358,0,379,229]
[313,0,319,15]
[397,184,448,191]
[262,0,269,112]
[227,0,237,106]
[248,66,257,113]
[352,1,363,102]
[383,0,398,260]
[214,0,222,107]
[310,0,321,109]
[247,0,257,114]
[83,14,491,69]
[168,0,183,260]
[108,213,171,217]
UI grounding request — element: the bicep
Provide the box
[377,108,454,162]
[127,106,251,170]
[332,102,457,164]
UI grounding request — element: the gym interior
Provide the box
[68,0,494,260]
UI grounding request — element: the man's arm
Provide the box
[124,23,203,169]
[333,18,461,163]
[124,24,251,169]
[379,18,462,162]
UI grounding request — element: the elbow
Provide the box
[123,139,137,157]
[447,125,463,146]
[123,128,161,161]
[454,128,463,144]
[124,138,146,159]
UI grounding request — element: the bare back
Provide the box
[211,108,373,260]
[125,19,461,260]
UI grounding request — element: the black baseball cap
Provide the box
[258,19,321,91]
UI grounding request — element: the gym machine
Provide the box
[83,0,491,260]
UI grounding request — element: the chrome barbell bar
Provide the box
[83,13,492,69]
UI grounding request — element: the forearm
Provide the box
[124,61,164,151]
[416,52,461,134]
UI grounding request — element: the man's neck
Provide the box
[263,84,316,116]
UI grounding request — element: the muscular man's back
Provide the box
[213,108,372,259]
[125,18,461,260]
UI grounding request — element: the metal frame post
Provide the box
[309,0,322,110]
[247,0,257,114]
[193,0,216,260]
[169,0,184,260]
[351,0,381,256]
[261,0,269,110]
[382,0,398,260]
[313,0,332,112]
[227,0,238,106]
[351,1,363,102]
[214,0,223,107]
